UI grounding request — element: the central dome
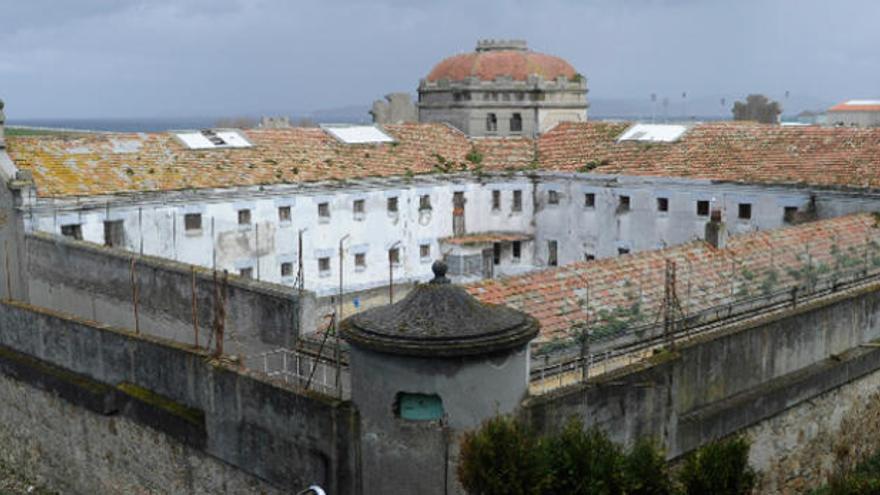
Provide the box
[426,39,577,83]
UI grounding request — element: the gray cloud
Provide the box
[1,0,877,118]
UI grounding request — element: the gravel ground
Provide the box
[0,461,55,495]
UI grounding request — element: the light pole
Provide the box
[336,234,350,397]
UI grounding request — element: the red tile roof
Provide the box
[426,50,577,82]
[538,122,880,189]
[467,213,880,344]
[442,232,533,246]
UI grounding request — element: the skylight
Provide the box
[617,123,688,143]
[322,124,395,144]
[175,129,253,150]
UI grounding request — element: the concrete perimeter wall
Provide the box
[524,282,880,491]
[24,232,314,357]
[0,300,359,494]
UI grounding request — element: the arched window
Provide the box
[486,113,497,132]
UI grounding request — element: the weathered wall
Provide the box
[25,232,307,356]
[747,366,880,493]
[0,300,359,494]
[523,282,880,469]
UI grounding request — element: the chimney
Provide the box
[0,98,5,149]
[705,208,727,249]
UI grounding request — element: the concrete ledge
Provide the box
[677,342,880,453]
[0,344,118,415]
[117,382,207,449]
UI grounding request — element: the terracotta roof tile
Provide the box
[467,213,880,344]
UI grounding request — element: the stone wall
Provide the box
[24,232,308,356]
[523,281,880,467]
[0,300,359,494]
[747,367,880,493]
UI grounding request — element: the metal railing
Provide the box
[246,348,350,398]
[529,260,880,394]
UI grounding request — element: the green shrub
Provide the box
[457,415,547,495]
[542,419,626,495]
[678,436,756,495]
[623,438,673,495]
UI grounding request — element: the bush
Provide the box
[457,415,547,495]
[542,419,626,495]
[623,438,673,495]
[678,436,756,495]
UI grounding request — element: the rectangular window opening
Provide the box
[280,262,293,278]
[318,257,331,273]
[548,240,558,267]
[510,113,522,133]
[238,209,251,225]
[738,203,752,220]
[548,190,559,205]
[278,206,291,223]
[184,213,202,232]
[419,195,431,211]
[584,193,595,208]
[512,241,522,260]
[353,199,365,218]
[491,190,501,211]
[618,247,631,256]
[103,220,125,247]
[387,197,399,213]
[420,244,431,259]
[389,247,401,266]
[512,190,523,212]
[585,253,596,261]
[657,197,669,212]
[239,267,253,279]
[493,242,501,265]
[318,202,330,219]
[486,113,498,132]
[61,224,83,240]
[618,195,631,213]
[355,253,366,270]
[783,206,798,224]
[696,200,710,217]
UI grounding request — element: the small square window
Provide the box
[738,203,752,220]
[184,213,202,232]
[618,247,631,256]
[318,257,331,273]
[512,190,523,212]
[419,195,431,211]
[420,244,431,259]
[618,195,631,213]
[584,193,595,208]
[61,224,83,240]
[585,253,596,261]
[512,241,522,260]
[280,262,293,278]
[388,247,401,265]
[238,209,251,225]
[657,197,669,212]
[492,190,501,211]
[696,200,710,217]
[783,206,798,224]
[353,199,365,218]
[548,190,559,205]
[239,267,253,279]
[318,202,330,219]
[387,197,399,213]
[278,206,291,223]
[355,253,366,270]
[103,220,125,247]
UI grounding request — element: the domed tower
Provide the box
[341,261,539,495]
[418,39,588,138]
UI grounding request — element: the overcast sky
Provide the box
[1,0,878,119]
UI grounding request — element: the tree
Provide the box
[732,94,782,124]
[623,437,674,495]
[678,436,756,495]
[542,419,626,495]
[457,415,547,495]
